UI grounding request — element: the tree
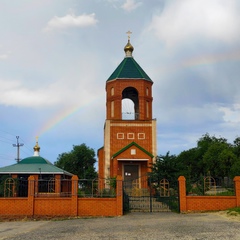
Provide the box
[230,159,240,178]
[203,141,236,177]
[151,133,240,182]
[176,147,204,181]
[197,133,227,154]
[150,152,179,183]
[54,143,97,179]
[194,133,239,178]
[233,137,240,158]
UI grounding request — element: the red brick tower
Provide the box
[98,33,157,187]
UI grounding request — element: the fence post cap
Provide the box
[233,176,240,182]
[178,176,186,181]
[72,175,79,180]
[28,175,35,180]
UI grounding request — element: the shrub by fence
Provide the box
[186,176,234,196]
[178,176,240,212]
[78,178,117,198]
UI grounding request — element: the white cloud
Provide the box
[105,0,119,3]
[44,13,98,32]
[0,78,97,108]
[121,0,142,12]
[147,0,240,47]
[0,52,103,108]
[0,54,8,60]
[219,104,240,123]
[0,79,60,107]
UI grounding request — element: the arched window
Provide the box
[111,87,114,96]
[146,101,149,118]
[111,101,114,117]
[4,178,15,197]
[122,87,139,120]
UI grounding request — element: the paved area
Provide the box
[0,212,240,240]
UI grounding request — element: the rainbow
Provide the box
[181,48,240,68]
[36,94,104,137]
[36,105,80,137]
[158,48,240,74]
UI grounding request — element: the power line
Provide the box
[0,139,13,144]
[21,148,32,158]
[0,129,16,136]
[12,136,24,163]
[19,137,33,154]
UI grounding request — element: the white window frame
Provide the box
[127,133,134,139]
[117,133,124,139]
[138,133,145,139]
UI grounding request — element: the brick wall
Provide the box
[34,198,72,216]
[106,79,153,120]
[0,175,123,218]
[78,198,117,216]
[97,147,105,185]
[0,199,29,215]
[178,176,240,212]
[109,120,154,155]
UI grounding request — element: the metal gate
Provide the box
[18,178,28,197]
[123,175,179,213]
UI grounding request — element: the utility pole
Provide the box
[13,136,24,163]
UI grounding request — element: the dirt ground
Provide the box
[0,211,240,240]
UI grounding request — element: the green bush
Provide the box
[216,189,235,196]
[227,207,240,215]
[98,188,116,198]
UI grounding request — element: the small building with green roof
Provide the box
[0,140,73,197]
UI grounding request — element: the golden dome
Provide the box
[124,40,134,55]
[33,137,40,153]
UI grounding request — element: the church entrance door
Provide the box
[123,165,139,189]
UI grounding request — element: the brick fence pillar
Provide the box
[116,175,123,216]
[12,174,18,197]
[234,176,240,207]
[28,175,35,216]
[55,174,61,195]
[71,175,78,216]
[34,175,39,196]
[178,176,187,213]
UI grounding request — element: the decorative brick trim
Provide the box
[117,133,124,139]
[112,141,154,158]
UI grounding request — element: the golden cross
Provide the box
[36,136,39,143]
[126,30,132,40]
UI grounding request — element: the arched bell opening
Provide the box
[122,87,139,120]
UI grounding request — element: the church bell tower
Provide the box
[98,32,157,186]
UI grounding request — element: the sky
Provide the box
[0,0,240,167]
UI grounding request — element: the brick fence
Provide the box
[0,175,123,217]
[178,176,240,212]
[2,175,240,217]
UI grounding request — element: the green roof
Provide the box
[19,156,52,164]
[0,156,73,176]
[112,141,154,158]
[107,57,152,82]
